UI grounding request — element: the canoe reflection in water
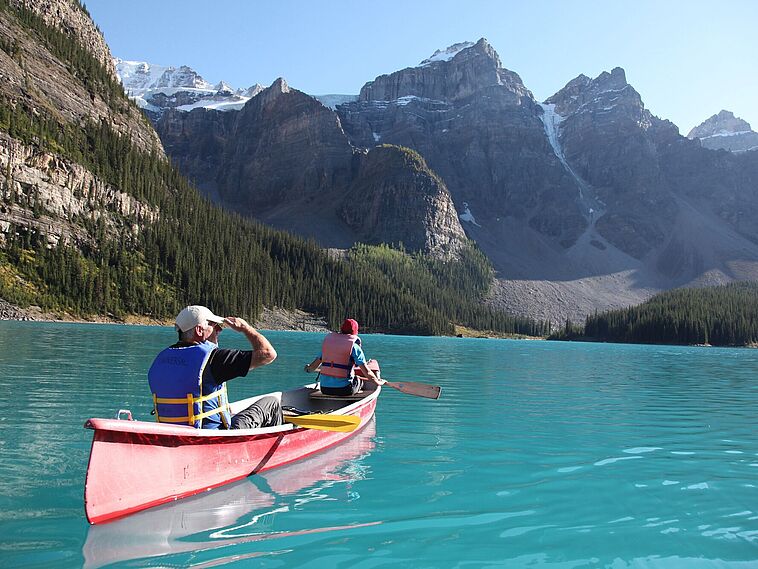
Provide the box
[83,418,378,568]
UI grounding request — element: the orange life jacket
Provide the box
[319,332,358,387]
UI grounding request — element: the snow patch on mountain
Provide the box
[459,202,481,227]
[176,99,249,112]
[114,58,260,116]
[700,130,753,139]
[539,103,605,223]
[314,94,358,109]
[420,42,474,66]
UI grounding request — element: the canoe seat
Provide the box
[309,389,370,401]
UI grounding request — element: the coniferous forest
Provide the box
[552,282,758,347]
[0,0,549,337]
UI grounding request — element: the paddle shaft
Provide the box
[383,380,442,400]
[307,363,441,399]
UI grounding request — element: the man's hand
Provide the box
[223,316,251,333]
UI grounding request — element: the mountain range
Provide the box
[0,0,514,335]
[122,39,758,324]
[2,0,757,329]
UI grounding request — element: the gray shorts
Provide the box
[230,395,283,429]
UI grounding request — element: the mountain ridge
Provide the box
[141,38,758,324]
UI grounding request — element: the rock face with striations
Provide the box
[338,38,586,250]
[543,66,758,284]
[687,110,758,153]
[0,0,162,251]
[8,0,115,74]
[344,145,466,258]
[0,0,163,154]
[544,67,680,259]
[155,78,468,257]
[157,78,353,212]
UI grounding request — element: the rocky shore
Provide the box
[0,299,329,332]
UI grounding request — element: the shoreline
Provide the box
[0,300,329,332]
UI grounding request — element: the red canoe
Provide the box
[84,372,381,524]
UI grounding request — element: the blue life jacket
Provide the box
[147,341,231,429]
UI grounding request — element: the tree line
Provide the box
[550,282,758,346]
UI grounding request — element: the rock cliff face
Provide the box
[545,68,758,269]
[157,78,354,211]
[0,0,161,251]
[688,110,758,153]
[360,38,532,103]
[544,67,679,259]
[0,131,156,249]
[0,0,162,154]
[218,78,354,213]
[344,145,466,258]
[9,0,115,74]
[338,38,586,250]
[156,79,467,257]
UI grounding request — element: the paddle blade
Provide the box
[384,381,441,400]
[284,413,360,432]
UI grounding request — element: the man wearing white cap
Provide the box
[148,305,282,429]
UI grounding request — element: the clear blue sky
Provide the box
[86,0,758,134]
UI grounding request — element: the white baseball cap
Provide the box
[175,305,224,332]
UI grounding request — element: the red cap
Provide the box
[340,318,359,335]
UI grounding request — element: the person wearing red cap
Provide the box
[304,318,384,396]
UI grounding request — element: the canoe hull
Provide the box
[84,386,378,524]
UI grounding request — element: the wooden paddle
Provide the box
[383,380,442,400]
[284,413,361,432]
[308,362,441,399]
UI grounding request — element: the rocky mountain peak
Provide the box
[688,110,758,152]
[116,60,212,92]
[419,38,499,68]
[271,77,290,93]
[419,41,475,66]
[115,60,264,120]
[241,84,265,98]
[545,67,641,118]
[595,67,627,90]
[359,37,529,103]
[156,65,211,89]
[252,77,291,108]
[214,81,234,95]
[688,110,752,138]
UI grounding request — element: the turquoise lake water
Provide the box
[1,321,757,568]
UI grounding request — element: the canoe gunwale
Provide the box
[85,383,380,438]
